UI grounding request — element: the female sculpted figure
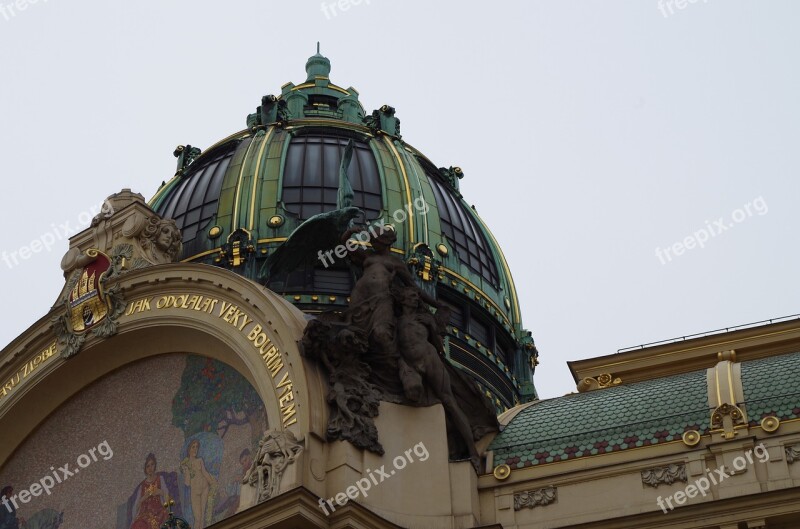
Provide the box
[341,226,443,375]
[140,218,182,264]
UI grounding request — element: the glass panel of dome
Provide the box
[322,141,340,185]
[440,298,464,328]
[200,160,229,220]
[184,208,201,228]
[284,143,305,186]
[323,188,338,203]
[470,317,490,348]
[303,187,323,204]
[173,174,199,218]
[281,134,382,220]
[282,188,301,203]
[426,171,500,286]
[313,269,353,293]
[365,194,381,212]
[155,141,237,246]
[304,141,323,186]
[188,160,218,209]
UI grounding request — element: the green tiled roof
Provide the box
[741,351,800,425]
[490,370,711,469]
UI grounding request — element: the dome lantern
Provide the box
[305,42,331,80]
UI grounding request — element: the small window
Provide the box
[470,317,490,346]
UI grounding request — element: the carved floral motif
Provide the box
[641,464,687,488]
[514,487,557,510]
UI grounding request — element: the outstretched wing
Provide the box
[260,207,362,281]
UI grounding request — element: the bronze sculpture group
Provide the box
[262,141,497,472]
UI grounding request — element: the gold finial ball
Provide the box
[208,226,222,239]
[268,215,284,228]
[436,243,449,256]
[761,416,780,433]
[682,430,701,447]
[493,464,512,481]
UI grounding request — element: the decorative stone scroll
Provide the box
[513,487,557,511]
[641,463,687,488]
[785,443,800,464]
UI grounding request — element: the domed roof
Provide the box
[149,48,537,409]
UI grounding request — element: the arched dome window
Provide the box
[281,133,382,220]
[159,141,239,244]
[427,173,500,286]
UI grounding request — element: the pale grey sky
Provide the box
[1,0,798,399]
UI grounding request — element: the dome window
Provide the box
[281,134,382,220]
[427,174,500,286]
[158,140,239,251]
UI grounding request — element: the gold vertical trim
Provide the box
[472,211,522,325]
[248,127,275,230]
[400,146,429,244]
[232,134,260,230]
[715,365,722,406]
[727,360,736,403]
[383,136,415,244]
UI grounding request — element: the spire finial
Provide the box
[305,43,331,80]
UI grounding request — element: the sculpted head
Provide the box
[372,224,397,251]
[141,217,182,263]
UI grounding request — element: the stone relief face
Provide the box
[157,225,176,251]
[263,438,280,455]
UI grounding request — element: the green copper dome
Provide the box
[149,49,538,409]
